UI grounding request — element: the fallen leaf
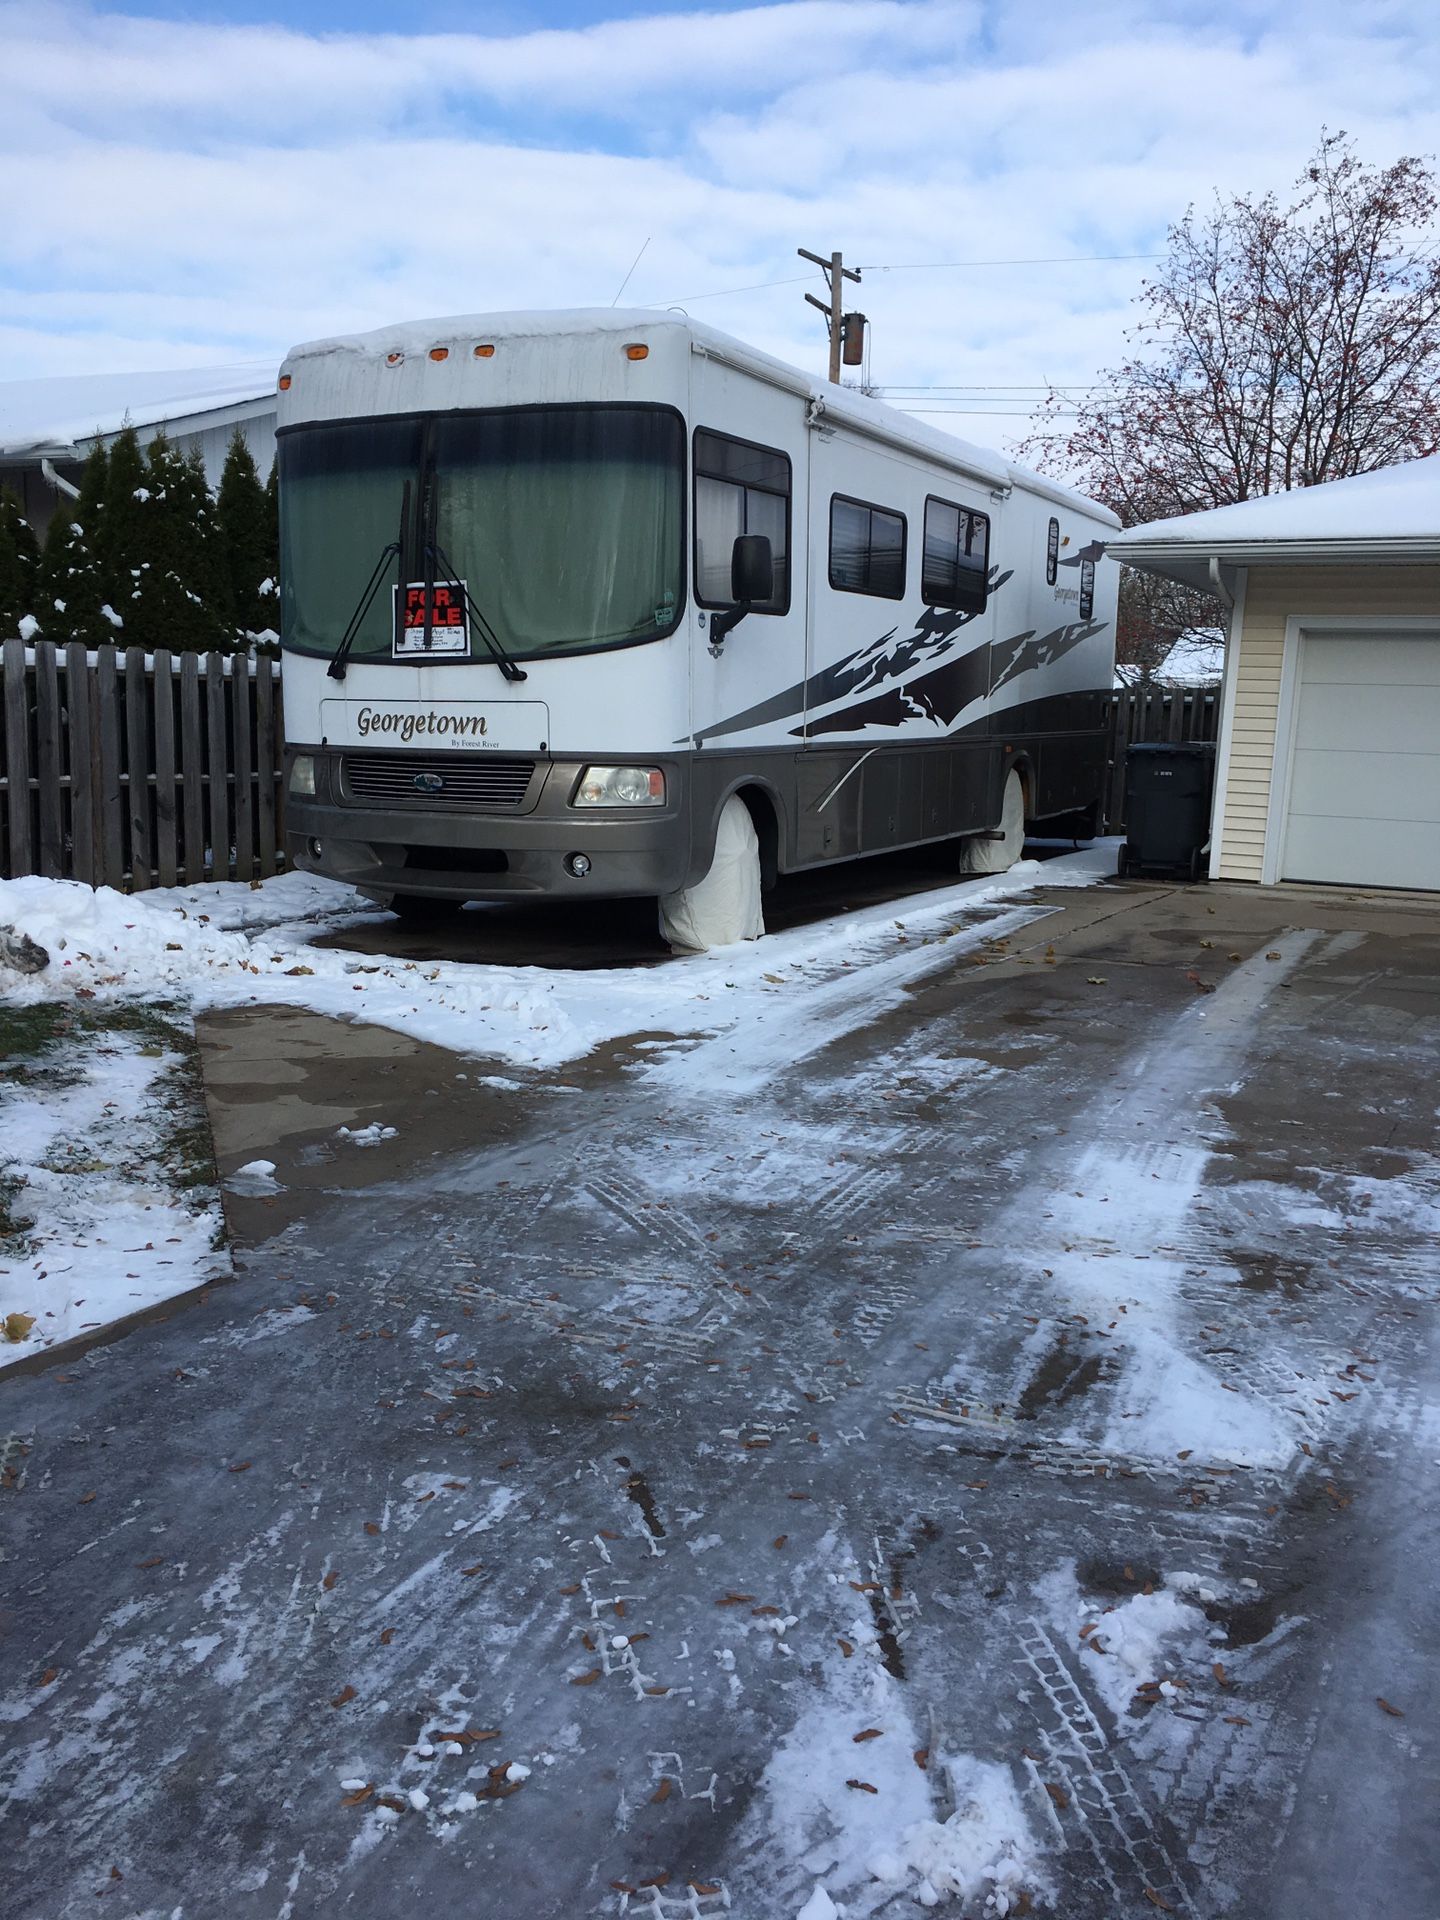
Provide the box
[853,1729,884,1743]
[323,1571,339,1590]
[845,1779,878,1794]
[1213,1663,1229,1688]
[717,1593,755,1606]
[379,1628,395,1646]
[136,1556,164,1569]
[340,1785,373,1808]
[1144,1891,1176,1912]
[1044,1782,1069,1810]
[228,1461,252,1474]
[772,1535,788,1549]
[78,1491,96,1505]
[461,1563,485,1576]
[2,1312,36,1344]
[1377,1697,1404,1718]
[364,1522,380,1536]
[375,1794,406,1813]
[650,1779,673,1804]
[1223,1715,1250,1727]
[331,1685,357,1708]
[913,1748,929,1770]
[559,1583,581,1596]
[571,1669,601,1686]
[39,1668,58,1687]
[837,1638,854,1658]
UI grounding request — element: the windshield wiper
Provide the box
[326,480,410,682]
[417,455,525,681]
[427,537,528,683]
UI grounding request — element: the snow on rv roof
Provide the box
[283,309,1116,525]
[0,363,276,460]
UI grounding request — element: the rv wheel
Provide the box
[658,794,765,952]
[958,769,1026,876]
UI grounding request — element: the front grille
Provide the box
[342,753,536,812]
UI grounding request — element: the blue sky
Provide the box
[6,0,1439,449]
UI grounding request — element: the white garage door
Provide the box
[1282,632,1440,890]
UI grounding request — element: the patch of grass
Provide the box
[0,994,226,1243]
[0,1003,84,1092]
[0,1169,36,1252]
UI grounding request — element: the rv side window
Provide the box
[829,495,906,599]
[693,429,790,613]
[1046,516,1060,586]
[922,497,989,612]
[1079,557,1095,620]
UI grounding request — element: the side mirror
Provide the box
[731,533,774,606]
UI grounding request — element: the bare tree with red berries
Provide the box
[1026,133,1440,679]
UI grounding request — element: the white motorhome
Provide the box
[277,310,1119,943]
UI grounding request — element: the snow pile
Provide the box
[0,1024,227,1365]
[760,1671,1049,1916]
[336,1122,397,1146]
[0,847,1113,1073]
[1037,1561,1237,1728]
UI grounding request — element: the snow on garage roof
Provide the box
[1108,453,1440,590]
[0,363,277,460]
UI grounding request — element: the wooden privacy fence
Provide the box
[3,643,1215,891]
[1104,685,1219,831]
[2,640,285,890]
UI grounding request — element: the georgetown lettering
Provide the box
[355,709,489,744]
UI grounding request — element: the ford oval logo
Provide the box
[414,772,445,794]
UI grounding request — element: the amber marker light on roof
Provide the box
[277,373,292,391]
[385,351,404,367]
[429,346,449,361]
[624,343,649,360]
[473,344,495,359]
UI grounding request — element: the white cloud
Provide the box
[3,0,1438,456]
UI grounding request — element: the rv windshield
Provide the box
[279,405,685,664]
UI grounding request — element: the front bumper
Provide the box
[284,748,693,901]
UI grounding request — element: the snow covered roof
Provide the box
[1108,454,1440,589]
[283,308,1118,525]
[1156,628,1226,686]
[0,363,278,461]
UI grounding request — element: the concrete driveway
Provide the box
[3,875,1438,1919]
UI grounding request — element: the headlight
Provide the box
[572,765,665,807]
[289,754,316,797]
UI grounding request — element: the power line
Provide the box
[861,253,1160,271]
[660,251,1159,307]
[609,235,651,307]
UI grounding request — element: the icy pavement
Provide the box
[2,879,1438,1918]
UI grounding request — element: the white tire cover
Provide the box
[958,768,1026,875]
[659,794,765,952]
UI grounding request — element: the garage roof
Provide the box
[1106,452,1440,591]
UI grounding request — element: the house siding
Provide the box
[1216,564,1440,881]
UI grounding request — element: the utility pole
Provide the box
[798,247,862,385]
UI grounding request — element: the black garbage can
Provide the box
[1118,741,1217,881]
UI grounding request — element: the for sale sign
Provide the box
[393,580,471,658]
